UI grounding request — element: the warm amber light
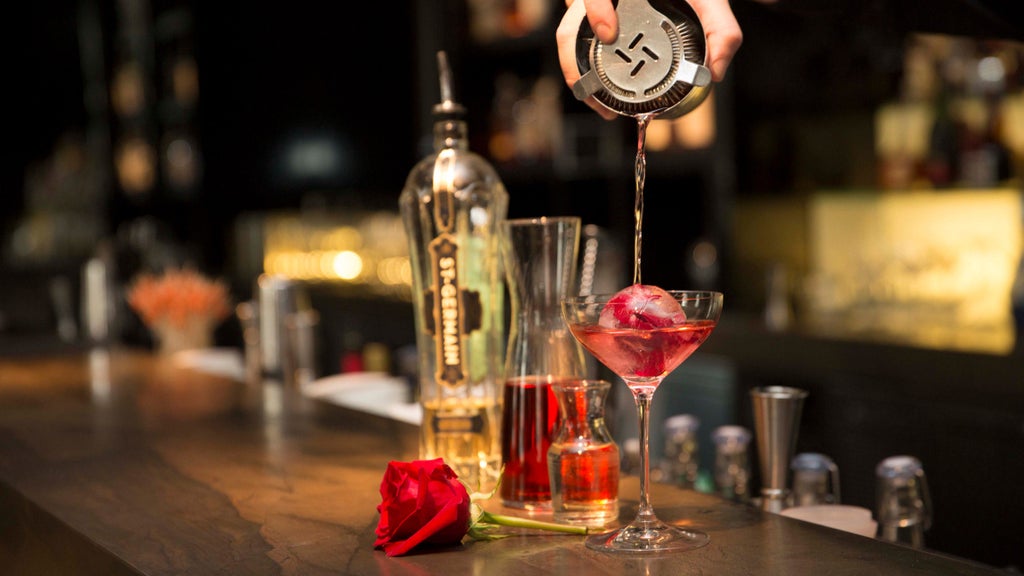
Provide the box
[115,137,157,194]
[646,121,673,152]
[259,211,410,298]
[734,189,1022,353]
[332,251,363,280]
[673,94,716,149]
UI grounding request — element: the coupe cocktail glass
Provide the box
[561,289,723,553]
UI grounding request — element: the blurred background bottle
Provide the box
[875,455,933,548]
[712,425,751,503]
[790,452,841,507]
[661,414,700,489]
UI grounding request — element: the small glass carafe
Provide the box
[547,379,620,526]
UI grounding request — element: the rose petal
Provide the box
[381,498,464,557]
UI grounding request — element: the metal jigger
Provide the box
[750,386,809,513]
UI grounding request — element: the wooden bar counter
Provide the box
[0,349,1007,575]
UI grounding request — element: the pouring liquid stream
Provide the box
[633,114,653,286]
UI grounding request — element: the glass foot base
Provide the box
[585,520,709,554]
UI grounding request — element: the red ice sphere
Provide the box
[598,285,686,329]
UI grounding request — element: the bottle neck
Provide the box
[434,118,470,151]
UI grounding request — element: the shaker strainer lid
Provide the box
[572,0,712,117]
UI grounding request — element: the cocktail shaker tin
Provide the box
[571,0,712,118]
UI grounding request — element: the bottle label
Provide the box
[423,151,485,389]
[425,235,484,389]
[429,237,466,386]
[431,411,485,435]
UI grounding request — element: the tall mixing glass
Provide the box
[562,289,722,553]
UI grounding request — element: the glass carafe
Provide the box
[500,216,586,509]
[548,379,620,526]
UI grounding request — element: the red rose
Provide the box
[374,458,472,557]
[374,459,590,557]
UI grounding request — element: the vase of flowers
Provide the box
[126,267,232,355]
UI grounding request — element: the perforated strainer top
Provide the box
[572,0,711,118]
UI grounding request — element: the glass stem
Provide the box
[634,388,656,524]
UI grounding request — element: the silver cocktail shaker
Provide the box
[570,0,713,118]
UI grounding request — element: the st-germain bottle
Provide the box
[399,52,508,493]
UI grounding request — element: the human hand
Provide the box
[556,0,747,119]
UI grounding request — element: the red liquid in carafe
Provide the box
[499,376,565,507]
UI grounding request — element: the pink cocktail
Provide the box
[569,321,716,392]
[562,286,723,554]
